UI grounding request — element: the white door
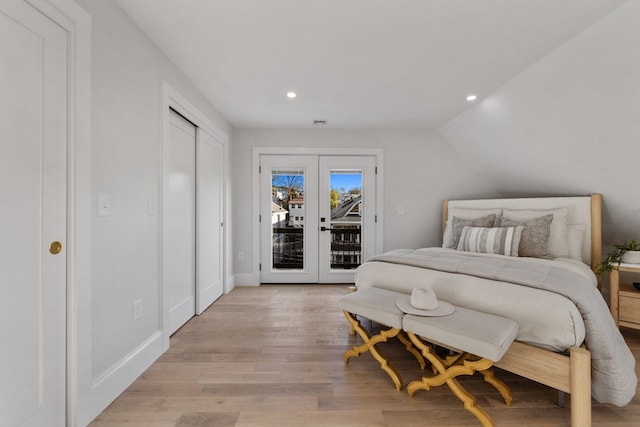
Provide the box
[260,155,319,283]
[319,156,377,283]
[166,110,197,334]
[260,155,376,283]
[0,0,68,425]
[196,129,224,313]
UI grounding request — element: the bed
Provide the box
[354,194,636,426]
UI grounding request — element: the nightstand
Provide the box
[609,263,640,330]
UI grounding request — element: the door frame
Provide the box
[161,82,228,351]
[251,147,384,285]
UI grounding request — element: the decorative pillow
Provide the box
[502,207,569,258]
[498,214,553,258]
[443,214,497,249]
[567,224,586,261]
[442,208,502,247]
[457,225,523,256]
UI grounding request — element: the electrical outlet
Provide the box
[238,251,244,261]
[133,299,142,320]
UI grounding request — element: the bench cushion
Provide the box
[339,288,405,329]
[403,307,518,362]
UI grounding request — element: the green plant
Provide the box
[595,239,640,275]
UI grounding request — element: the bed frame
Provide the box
[442,194,602,427]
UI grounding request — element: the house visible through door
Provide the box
[260,155,377,283]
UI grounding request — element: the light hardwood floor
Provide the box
[90,285,640,426]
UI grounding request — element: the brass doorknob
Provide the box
[49,241,62,255]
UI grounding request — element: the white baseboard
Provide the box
[225,274,236,293]
[233,272,260,286]
[80,331,163,426]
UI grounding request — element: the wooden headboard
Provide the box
[442,194,602,273]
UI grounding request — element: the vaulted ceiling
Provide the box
[117,0,623,129]
[116,0,639,244]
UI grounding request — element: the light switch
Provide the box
[98,194,111,217]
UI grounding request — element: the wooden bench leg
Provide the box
[397,330,426,370]
[406,332,507,427]
[343,310,403,391]
[480,368,513,406]
[440,353,512,404]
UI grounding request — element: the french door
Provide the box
[260,155,377,283]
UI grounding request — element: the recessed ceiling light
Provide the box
[313,120,327,126]
[287,91,297,99]
[466,94,478,101]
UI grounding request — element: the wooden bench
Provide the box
[339,287,426,390]
[340,287,519,427]
[403,307,519,427]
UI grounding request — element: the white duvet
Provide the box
[355,247,637,406]
[356,248,589,352]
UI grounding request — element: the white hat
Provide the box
[396,288,455,317]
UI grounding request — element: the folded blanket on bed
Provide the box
[368,247,637,407]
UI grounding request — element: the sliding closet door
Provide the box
[165,110,196,334]
[196,129,224,313]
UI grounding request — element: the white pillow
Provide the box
[502,207,569,258]
[443,208,502,247]
[567,224,586,261]
[443,214,497,249]
[457,225,523,257]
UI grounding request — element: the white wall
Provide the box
[73,0,230,424]
[439,0,640,246]
[70,0,640,421]
[231,129,498,283]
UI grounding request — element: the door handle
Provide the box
[49,241,62,255]
[321,227,335,232]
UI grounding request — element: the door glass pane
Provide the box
[329,169,362,270]
[272,168,304,270]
